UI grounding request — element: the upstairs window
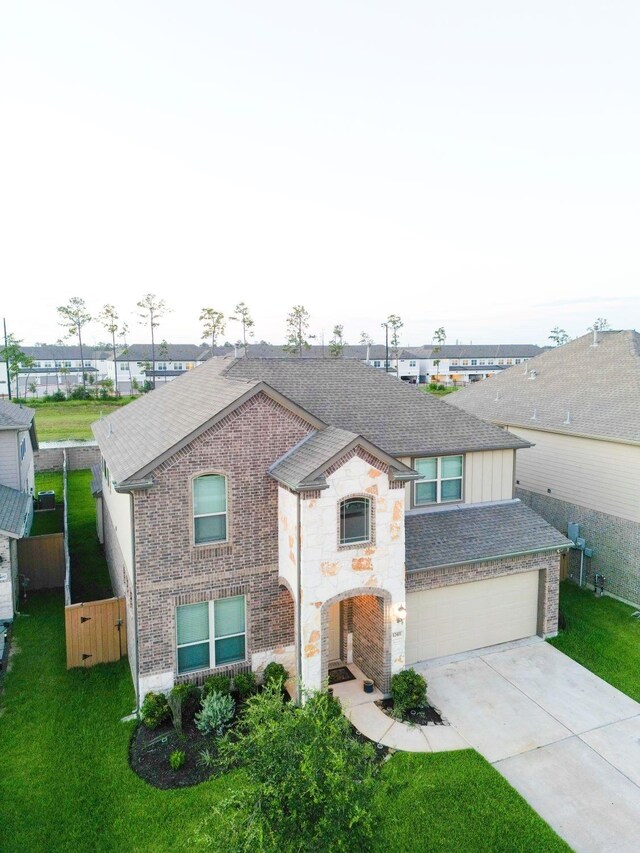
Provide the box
[193,474,227,544]
[373,360,381,367]
[339,497,371,545]
[409,360,416,367]
[414,456,463,505]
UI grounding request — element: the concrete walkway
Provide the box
[415,638,640,853]
[331,664,469,753]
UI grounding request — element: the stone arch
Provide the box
[320,587,392,693]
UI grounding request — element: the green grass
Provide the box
[34,471,64,499]
[26,398,133,441]
[29,506,64,536]
[66,470,112,603]
[373,751,569,853]
[421,386,460,397]
[549,581,640,702]
[0,593,569,853]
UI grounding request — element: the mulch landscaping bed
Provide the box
[375,697,446,726]
[129,716,217,789]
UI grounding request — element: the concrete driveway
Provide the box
[415,638,640,853]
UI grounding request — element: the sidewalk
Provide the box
[331,664,469,753]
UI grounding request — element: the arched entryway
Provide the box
[321,588,392,693]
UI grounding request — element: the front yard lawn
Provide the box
[0,593,568,852]
[549,580,640,702]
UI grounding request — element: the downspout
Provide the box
[296,492,302,705]
[129,491,140,713]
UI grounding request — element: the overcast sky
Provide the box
[1,1,639,348]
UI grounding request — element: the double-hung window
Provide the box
[339,497,371,545]
[414,456,463,505]
[193,474,227,544]
[176,595,246,674]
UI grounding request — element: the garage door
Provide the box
[406,571,539,663]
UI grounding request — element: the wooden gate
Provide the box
[65,596,127,669]
[18,533,65,590]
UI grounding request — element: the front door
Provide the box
[328,602,341,663]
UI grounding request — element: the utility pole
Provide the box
[3,318,11,400]
[381,322,389,372]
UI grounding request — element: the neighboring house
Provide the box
[105,344,210,391]
[0,345,107,398]
[92,357,569,703]
[206,343,544,386]
[0,401,37,620]
[447,330,640,606]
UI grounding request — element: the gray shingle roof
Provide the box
[0,400,35,431]
[226,358,529,457]
[212,343,391,359]
[111,344,209,362]
[418,344,546,359]
[446,331,640,444]
[92,359,264,484]
[405,500,571,571]
[0,484,32,537]
[269,426,418,491]
[269,427,359,490]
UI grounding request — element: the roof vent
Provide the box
[529,369,537,380]
[494,391,500,402]
[563,411,571,425]
[591,329,599,347]
[531,408,538,421]
[107,422,114,437]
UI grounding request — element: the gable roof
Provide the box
[446,331,640,444]
[405,500,571,571]
[418,344,545,359]
[91,359,325,485]
[268,426,418,491]
[110,344,210,362]
[0,400,35,431]
[93,356,529,486]
[225,358,529,457]
[0,484,32,538]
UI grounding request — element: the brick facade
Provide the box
[517,487,640,606]
[406,550,561,636]
[132,392,311,683]
[351,595,386,690]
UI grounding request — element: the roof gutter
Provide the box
[407,542,572,574]
[114,479,154,493]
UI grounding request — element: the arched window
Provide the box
[193,474,227,544]
[339,497,371,545]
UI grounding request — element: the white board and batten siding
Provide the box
[508,427,640,524]
[405,571,540,663]
[400,449,515,509]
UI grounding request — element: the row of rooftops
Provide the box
[16,342,545,365]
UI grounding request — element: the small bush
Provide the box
[48,389,66,401]
[234,671,257,701]
[262,662,289,688]
[197,747,217,769]
[202,674,231,698]
[140,691,170,729]
[390,668,427,719]
[169,750,186,771]
[68,386,92,400]
[195,691,235,737]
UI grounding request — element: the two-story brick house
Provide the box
[92,358,569,704]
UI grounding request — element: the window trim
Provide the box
[338,495,372,547]
[175,595,247,676]
[192,472,229,546]
[412,455,464,506]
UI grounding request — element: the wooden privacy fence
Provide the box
[18,533,65,590]
[65,596,127,669]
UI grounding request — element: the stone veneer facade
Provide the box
[517,487,640,606]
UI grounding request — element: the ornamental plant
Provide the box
[169,749,186,771]
[195,691,235,737]
[262,662,289,688]
[202,674,232,698]
[390,668,427,719]
[140,691,170,730]
[195,687,376,851]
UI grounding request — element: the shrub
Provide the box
[195,691,235,737]
[68,386,92,400]
[262,662,289,688]
[140,691,170,729]
[197,747,217,769]
[169,749,186,771]
[202,674,231,698]
[390,668,427,719]
[167,684,198,734]
[199,686,376,851]
[234,671,257,701]
[48,389,66,401]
